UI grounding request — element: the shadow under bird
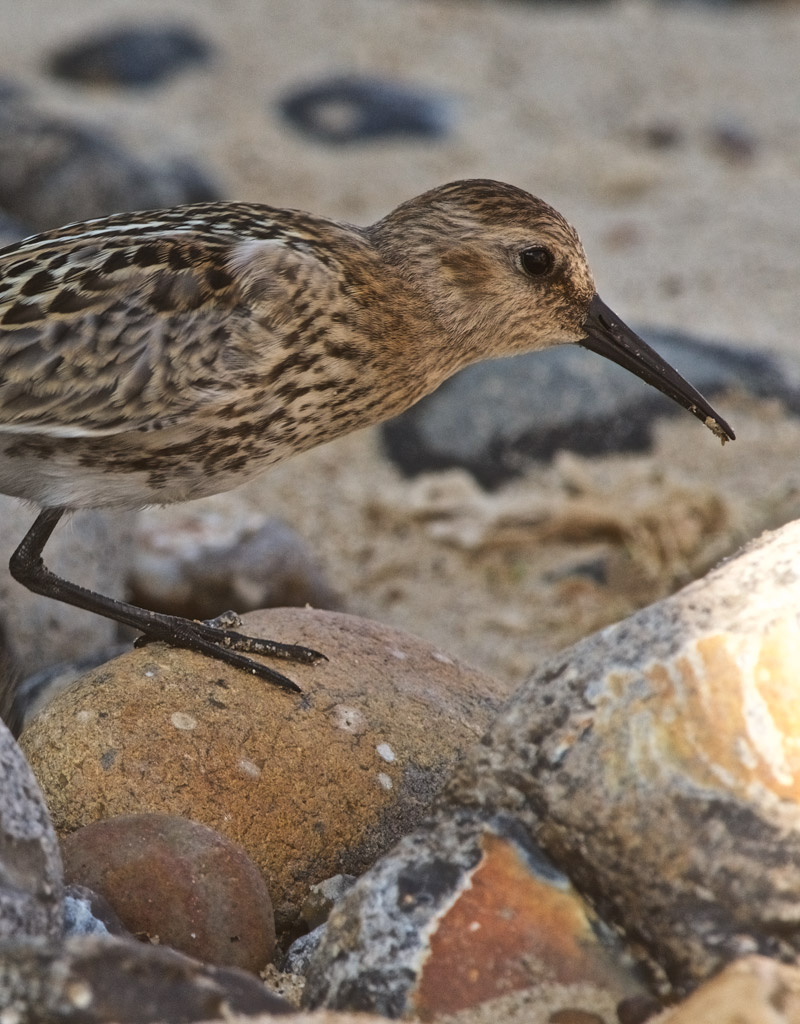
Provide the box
[0,179,734,691]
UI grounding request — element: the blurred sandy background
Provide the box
[2,0,799,687]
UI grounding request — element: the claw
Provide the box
[204,609,243,630]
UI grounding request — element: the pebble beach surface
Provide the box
[2,1,800,1021]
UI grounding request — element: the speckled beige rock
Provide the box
[445,519,800,993]
[655,956,800,1024]
[20,607,510,935]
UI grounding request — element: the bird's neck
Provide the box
[366,232,487,381]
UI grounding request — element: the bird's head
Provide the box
[371,179,733,443]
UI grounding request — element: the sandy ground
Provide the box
[1,0,799,690]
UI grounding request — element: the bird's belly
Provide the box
[0,429,280,510]
[0,378,395,510]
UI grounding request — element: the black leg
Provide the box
[9,508,326,692]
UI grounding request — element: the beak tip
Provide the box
[584,296,735,445]
[706,414,735,445]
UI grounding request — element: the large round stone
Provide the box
[21,608,510,935]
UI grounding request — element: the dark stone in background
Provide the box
[47,24,213,88]
[0,96,219,231]
[278,74,453,144]
[382,329,798,488]
[0,211,32,247]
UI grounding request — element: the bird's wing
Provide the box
[0,221,345,437]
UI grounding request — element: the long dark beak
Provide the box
[579,294,735,443]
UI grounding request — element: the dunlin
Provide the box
[0,179,733,690]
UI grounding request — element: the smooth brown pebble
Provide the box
[61,813,274,972]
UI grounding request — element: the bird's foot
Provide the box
[133,612,326,691]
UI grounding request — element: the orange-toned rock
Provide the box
[303,810,646,1020]
[413,831,640,1020]
[20,608,510,935]
[445,519,800,993]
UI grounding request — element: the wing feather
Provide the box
[0,223,280,435]
[0,205,373,439]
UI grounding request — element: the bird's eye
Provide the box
[519,246,555,278]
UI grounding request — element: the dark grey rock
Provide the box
[0,210,32,247]
[0,935,293,1021]
[47,24,213,88]
[0,78,24,102]
[709,117,759,162]
[278,75,453,144]
[382,328,796,487]
[0,716,63,940]
[283,924,325,976]
[640,120,684,150]
[0,99,218,232]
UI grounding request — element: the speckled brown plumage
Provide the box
[0,179,734,689]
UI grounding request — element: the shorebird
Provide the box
[0,179,733,691]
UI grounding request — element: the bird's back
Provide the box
[0,203,410,509]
